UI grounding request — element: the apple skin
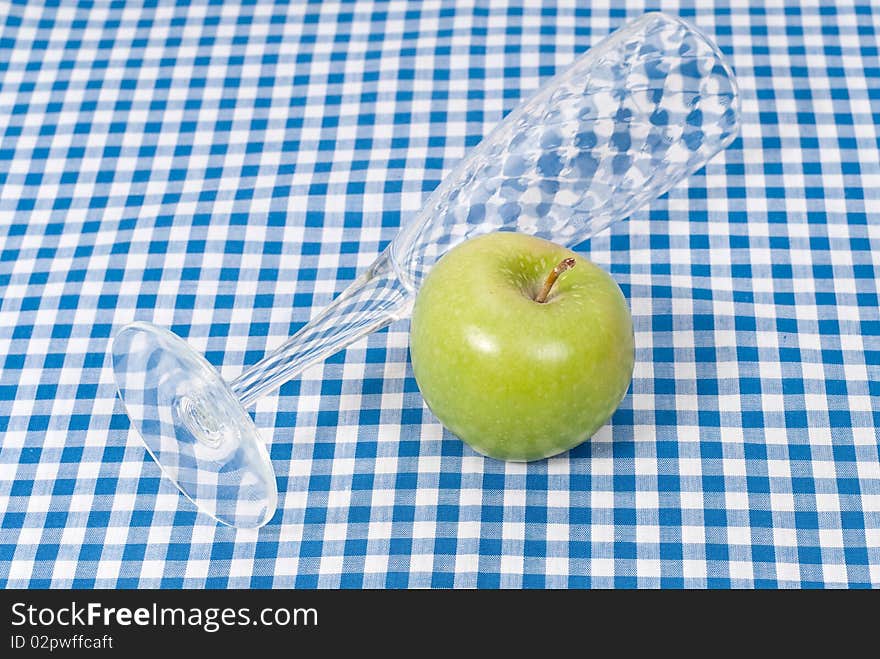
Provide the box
[409,231,634,461]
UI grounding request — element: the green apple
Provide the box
[409,231,634,461]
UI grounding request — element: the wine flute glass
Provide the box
[112,12,740,528]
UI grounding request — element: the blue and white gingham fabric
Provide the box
[1,0,878,588]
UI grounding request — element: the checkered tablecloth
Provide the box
[1,0,878,589]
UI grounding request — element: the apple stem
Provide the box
[535,257,577,303]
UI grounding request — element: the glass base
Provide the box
[111,322,277,529]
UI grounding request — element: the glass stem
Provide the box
[229,247,414,409]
